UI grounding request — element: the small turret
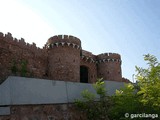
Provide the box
[96,53,122,82]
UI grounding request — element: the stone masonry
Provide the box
[0,32,130,84]
[0,104,86,120]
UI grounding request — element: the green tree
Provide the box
[136,54,160,110]
[75,78,111,120]
[108,83,143,120]
[109,54,160,120]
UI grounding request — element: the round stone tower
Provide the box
[45,35,81,82]
[96,53,122,82]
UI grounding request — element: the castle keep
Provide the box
[0,32,129,83]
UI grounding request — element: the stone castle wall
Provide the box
[0,104,86,120]
[0,32,48,83]
[0,32,130,83]
[80,50,97,83]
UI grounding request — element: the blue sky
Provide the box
[0,0,160,82]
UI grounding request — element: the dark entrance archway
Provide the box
[80,66,88,83]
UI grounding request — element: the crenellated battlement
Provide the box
[96,53,121,63]
[46,35,81,50]
[0,32,48,83]
[0,32,130,84]
[97,53,121,59]
[81,55,96,63]
[0,32,47,56]
[81,50,96,63]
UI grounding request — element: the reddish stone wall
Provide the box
[80,50,97,83]
[97,53,122,82]
[0,32,48,83]
[46,35,81,82]
[0,104,86,120]
[0,32,130,83]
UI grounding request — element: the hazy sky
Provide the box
[0,0,160,82]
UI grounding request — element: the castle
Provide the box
[0,32,129,83]
[0,32,130,119]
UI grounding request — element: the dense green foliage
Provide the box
[75,78,111,120]
[109,54,160,120]
[136,54,160,108]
